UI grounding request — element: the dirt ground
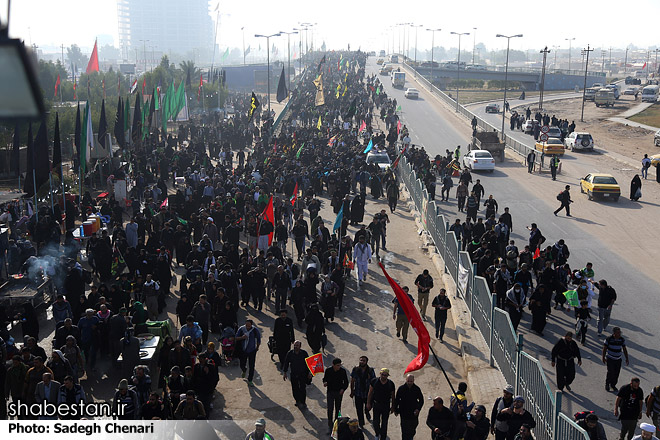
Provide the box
[513,95,658,163]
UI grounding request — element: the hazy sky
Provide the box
[3,0,659,58]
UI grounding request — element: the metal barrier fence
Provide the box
[396,153,588,440]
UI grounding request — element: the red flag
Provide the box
[358,120,366,133]
[142,77,146,95]
[397,120,402,135]
[533,247,541,259]
[378,262,430,374]
[86,39,99,74]
[130,78,138,94]
[256,195,275,245]
[643,62,647,70]
[54,74,61,98]
[160,197,168,209]
[290,182,299,206]
[305,353,324,375]
[197,74,203,102]
[327,135,337,146]
[392,145,408,169]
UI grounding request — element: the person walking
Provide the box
[273,309,295,369]
[431,289,451,342]
[496,396,536,440]
[642,154,652,179]
[415,269,434,319]
[595,280,617,336]
[394,374,424,440]
[646,385,660,437]
[353,235,372,286]
[456,181,469,212]
[350,355,376,427]
[491,385,515,440]
[246,418,275,440]
[472,179,485,205]
[615,378,644,440]
[282,340,311,408]
[466,193,479,223]
[505,283,527,331]
[323,358,350,434]
[427,396,456,440]
[603,327,630,392]
[236,319,262,387]
[367,368,396,440]
[551,332,582,392]
[464,405,491,440]
[526,151,536,173]
[393,287,414,344]
[630,175,642,201]
[554,185,573,217]
[576,413,607,440]
[634,423,659,440]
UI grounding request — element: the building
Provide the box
[117,0,215,65]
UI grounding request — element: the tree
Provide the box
[66,44,87,70]
[179,60,199,87]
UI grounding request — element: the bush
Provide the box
[447,79,484,89]
[487,80,523,89]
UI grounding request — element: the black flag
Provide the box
[148,93,155,129]
[74,104,81,173]
[53,113,62,176]
[114,97,125,148]
[131,93,142,146]
[33,120,51,193]
[12,124,20,178]
[318,54,326,72]
[24,124,35,196]
[248,92,260,122]
[276,66,288,103]
[98,99,108,150]
[344,97,357,120]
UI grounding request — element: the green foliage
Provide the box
[66,44,87,69]
[487,80,523,89]
[447,79,485,88]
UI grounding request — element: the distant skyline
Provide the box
[3,0,659,61]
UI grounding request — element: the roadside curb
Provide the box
[401,186,507,407]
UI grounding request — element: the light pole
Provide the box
[293,27,304,70]
[280,30,298,91]
[139,39,149,73]
[426,28,441,85]
[552,45,559,72]
[581,45,594,122]
[242,27,246,65]
[450,31,470,111]
[472,27,477,65]
[565,37,575,72]
[624,47,629,74]
[255,32,281,115]
[496,33,523,139]
[411,24,423,71]
[539,47,550,111]
[654,49,660,77]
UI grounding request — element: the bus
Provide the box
[641,85,659,103]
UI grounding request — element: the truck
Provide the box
[594,88,615,107]
[390,55,399,63]
[641,85,660,103]
[470,130,505,162]
[391,71,406,88]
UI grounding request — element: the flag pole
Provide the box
[32,167,38,222]
[49,172,55,213]
[428,340,458,397]
[61,159,66,228]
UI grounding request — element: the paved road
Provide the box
[369,59,660,437]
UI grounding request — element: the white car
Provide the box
[564,132,594,151]
[404,88,419,99]
[462,149,495,172]
[366,150,392,171]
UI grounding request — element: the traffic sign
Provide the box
[539,133,549,142]
[541,125,550,134]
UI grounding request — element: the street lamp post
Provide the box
[426,28,441,86]
[580,45,594,122]
[539,47,550,111]
[496,33,523,139]
[280,31,298,92]
[654,49,660,77]
[411,24,423,74]
[255,32,281,115]
[139,39,149,73]
[472,27,477,65]
[450,31,470,111]
[565,37,575,72]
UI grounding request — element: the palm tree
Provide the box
[179,60,199,87]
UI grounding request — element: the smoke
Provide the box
[23,241,76,289]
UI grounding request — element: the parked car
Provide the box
[580,173,620,201]
[379,66,393,75]
[564,132,594,151]
[523,119,539,134]
[535,138,565,155]
[623,87,638,95]
[462,149,495,172]
[547,126,562,139]
[485,103,500,113]
[404,88,419,99]
[421,61,439,67]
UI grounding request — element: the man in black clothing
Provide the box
[491,385,515,440]
[615,378,644,440]
[551,332,582,391]
[415,269,434,319]
[282,341,311,408]
[350,355,376,427]
[431,289,451,341]
[554,185,573,217]
[427,396,455,440]
[367,368,396,440]
[323,358,350,432]
[472,179,485,205]
[271,265,292,314]
[496,396,536,440]
[464,405,490,440]
[273,309,295,368]
[394,374,424,440]
[595,280,617,335]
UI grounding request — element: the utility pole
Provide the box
[601,50,606,75]
[472,28,477,65]
[609,47,613,75]
[581,44,594,122]
[654,49,660,77]
[647,50,651,80]
[624,47,629,74]
[539,46,550,111]
[426,28,441,86]
[551,45,558,72]
[565,37,575,72]
[451,31,471,112]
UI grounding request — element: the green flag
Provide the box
[162,82,173,132]
[154,85,160,111]
[563,290,580,308]
[396,104,402,112]
[295,142,305,159]
[221,47,229,61]
[174,81,186,118]
[376,86,380,95]
[177,216,188,225]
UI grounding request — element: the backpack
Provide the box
[556,192,563,201]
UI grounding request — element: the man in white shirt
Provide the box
[353,235,372,285]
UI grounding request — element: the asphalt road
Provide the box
[369,59,660,437]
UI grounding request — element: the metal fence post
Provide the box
[490,293,496,367]
[470,263,478,328]
[553,390,562,440]
[515,334,524,396]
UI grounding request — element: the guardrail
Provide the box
[396,152,588,440]
[401,62,546,169]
